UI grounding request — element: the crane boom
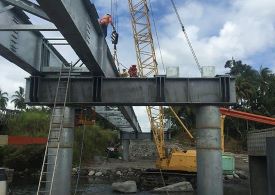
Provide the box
[128,0,165,159]
[128,0,195,162]
[220,108,275,125]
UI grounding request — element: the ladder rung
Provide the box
[38,190,50,193]
[44,164,55,166]
[52,114,64,116]
[51,122,62,125]
[40,180,51,183]
[47,154,57,156]
[51,128,62,130]
[50,129,61,132]
[49,138,60,141]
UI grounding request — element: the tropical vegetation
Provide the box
[0,89,8,109]
[0,108,118,173]
[11,86,26,110]
[166,60,275,150]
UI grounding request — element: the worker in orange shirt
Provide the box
[99,14,114,38]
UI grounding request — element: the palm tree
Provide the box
[0,89,8,109]
[258,66,272,93]
[11,87,26,110]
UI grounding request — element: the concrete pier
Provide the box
[196,106,223,195]
[122,139,130,161]
[46,107,74,195]
[266,137,275,195]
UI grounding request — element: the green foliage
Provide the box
[11,87,26,110]
[0,89,8,109]
[164,106,196,143]
[1,109,118,172]
[0,145,44,172]
[73,124,118,164]
[164,60,275,150]
[7,110,50,137]
[224,59,275,146]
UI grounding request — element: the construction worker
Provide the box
[99,14,113,38]
[120,69,129,77]
[128,65,138,77]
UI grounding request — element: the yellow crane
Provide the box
[127,0,196,172]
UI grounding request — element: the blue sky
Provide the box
[93,0,275,131]
[0,0,275,131]
[93,0,275,75]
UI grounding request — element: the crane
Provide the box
[127,0,196,174]
[220,107,275,152]
[128,0,167,164]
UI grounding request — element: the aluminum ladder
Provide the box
[37,64,72,195]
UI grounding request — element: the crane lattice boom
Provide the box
[128,0,165,159]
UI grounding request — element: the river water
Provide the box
[9,176,179,195]
[9,175,248,195]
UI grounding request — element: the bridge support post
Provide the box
[46,107,74,195]
[196,106,223,195]
[122,139,130,161]
[266,137,275,195]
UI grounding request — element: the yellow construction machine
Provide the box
[154,107,197,172]
[127,0,197,174]
[126,0,199,188]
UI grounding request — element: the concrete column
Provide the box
[0,168,7,195]
[196,106,223,195]
[266,137,275,195]
[47,107,74,195]
[122,139,130,161]
[249,156,267,195]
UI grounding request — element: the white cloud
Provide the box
[0,57,29,109]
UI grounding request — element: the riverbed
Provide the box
[9,175,249,195]
[10,176,193,195]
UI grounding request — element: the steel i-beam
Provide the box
[26,76,236,106]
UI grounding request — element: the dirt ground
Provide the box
[86,153,250,195]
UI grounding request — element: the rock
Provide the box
[88,170,95,176]
[80,168,89,176]
[116,171,122,176]
[95,172,103,176]
[236,170,248,179]
[128,171,135,176]
[233,173,240,179]
[72,168,78,174]
[153,181,193,192]
[225,175,234,180]
[112,181,137,193]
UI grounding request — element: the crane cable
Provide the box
[148,0,166,74]
[74,109,87,195]
[170,0,202,75]
[111,0,121,73]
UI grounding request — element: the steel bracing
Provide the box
[0,0,141,133]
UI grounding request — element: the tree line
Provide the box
[0,86,26,110]
[165,59,275,148]
[1,60,275,146]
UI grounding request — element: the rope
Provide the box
[148,0,166,74]
[169,0,202,75]
[159,169,169,195]
[74,109,87,195]
[115,0,119,32]
[110,0,113,17]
